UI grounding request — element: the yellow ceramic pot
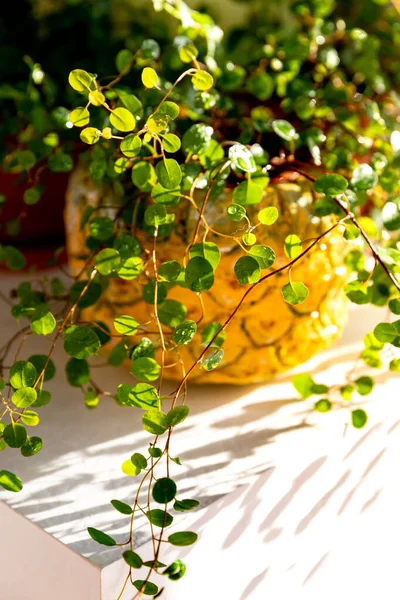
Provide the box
[65,167,348,384]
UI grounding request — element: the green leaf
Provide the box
[114,315,139,336]
[157,101,180,121]
[131,453,148,470]
[156,158,182,189]
[20,410,39,427]
[69,107,90,127]
[12,387,37,408]
[121,460,141,476]
[70,280,102,309]
[84,390,99,409]
[68,69,93,92]
[117,256,144,280]
[229,144,256,173]
[179,43,198,63]
[389,298,400,315]
[10,361,37,389]
[355,376,374,396]
[89,217,114,240]
[3,246,26,270]
[166,405,189,427]
[30,305,56,336]
[132,357,160,382]
[242,232,256,246]
[345,281,371,305]
[234,256,260,285]
[89,90,105,106]
[48,152,73,173]
[66,358,90,387]
[133,581,159,596]
[284,234,302,259]
[146,509,173,528]
[248,245,276,269]
[96,248,120,276]
[31,390,51,408]
[292,373,316,398]
[21,436,43,457]
[120,134,142,158]
[149,446,163,458]
[158,300,187,327]
[314,174,348,196]
[141,38,160,59]
[258,206,279,225]
[202,322,226,347]
[123,551,143,568]
[111,499,133,515]
[161,133,181,153]
[159,260,181,282]
[351,164,378,191]
[126,383,160,409]
[373,322,397,343]
[87,527,117,547]
[168,532,198,546]
[227,204,246,221]
[142,67,159,88]
[282,281,309,305]
[153,478,177,504]
[192,70,213,91]
[189,242,220,270]
[144,205,171,227]
[233,180,263,205]
[172,321,197,346]
[3,423,27,448]
[185,257,214,292]
[27,355,55,382]
[314,399,332,413]
[272,119,297,141]
[352,409,368,429]
[173,499,200,512]
[23,186,43,205]
[110,107,135,132]
[80,127,101,145]
[182,124,213,155]
[116,49,133,73]
[142,409,169,435]
[390,358,400,372]
[64,326,101,359]
[0,470,23,492]
[247,72,274,100]
[201,349,224,371]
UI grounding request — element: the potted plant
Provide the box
[1,0,400,597]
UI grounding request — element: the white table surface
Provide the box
[0,270,397,584]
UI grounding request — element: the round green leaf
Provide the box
[0,470,23,492]
[189,242,220,270]
[123,551,142,569]
[117,256,143,280]
[282,281,309,305]
[9,361,37,389]
[182,124,213,155]
[131,453,148,470]
[3,423,27,448]
[314,399,332,413]
[120,134,142,158]
[87,527,117,547]
[133,581,159,596]
[233,180,263,205]
[352,409,368,429]
[249,245,276,269]
[111,499,133,515]
[284,234,303,259]
[114,315,139,336]
[131,357,160,382]
[172,321,197,346]
[144,204,169,226]
[142,409,169,435]
[80,127,100,145]
[156,158,182,190]
[31,390,52,408]
[168,531,198,546]
[30,305,56,336]
[185,257,214,292]
[173,499,200,512]
[373,322,397,343]
[201,349,224,371]
[28,355,56,382]
[153,478,177,504]
[70,280,102,309]
[89,217,114,241]
[389,298,400,315]
[96,248,121,275]
[179,43,198,63]
[66,358,90,387]
[192,70,213,91]
[166,405,189,427]
[68,69,93,92]
[20,410,39,427]
[314,174,348,196]
[202,322,226,347]
[227,204,246,221]
[64,325,101,359]
[159,260,181,282]
[12,387,37,408]
[69,107,90,127]
[146,509,173,527]
[229,144,256,173]
[158,300,187,327]
[110,107,135,132]
[351,164,378,191]
[258,206,279,225]
[126,383,160,410]
[157,101,180,120]
[355,376,374,396]
[121,460,141,476]
[272,119,297,141]
[161,133,181,153]
[116,49,133,73]
[142,67,159,88]
[21,436,43,457]
[234,256,260,285]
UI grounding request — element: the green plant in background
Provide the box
[2,0,400,597]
